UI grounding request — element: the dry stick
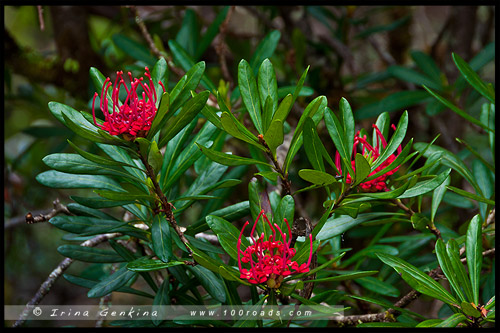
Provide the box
[215,6,236,87]
[136,146,193,257]
[13,232,121,328]
[24,198,73,225]
[37,6,45,31]
[331,247,495,326]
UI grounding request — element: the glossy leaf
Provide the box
[196,143,272,167]
[57,245,125,263]
[188,265,226,303]
[377,252,459,307]
[238,59,263,133]
[452,52,495,104]
[466,214,483,305]
[126,258,185,272]
[87,266,138,298]
[397,168,451,199]
[152,215,173,262]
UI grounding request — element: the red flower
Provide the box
[335,124,402,192]
[92,67,165,140]
[237,210,314,288]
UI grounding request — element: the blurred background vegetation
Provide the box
[4,5,495,322]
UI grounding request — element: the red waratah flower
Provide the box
[335,124,402,192]
[92,67,166,140]
[237,210,313,288]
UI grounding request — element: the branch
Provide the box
[13,232,121,327]
[136,145,193,257]
[215,6,236,88]
[25,198,73,225]
[331,247,495,326]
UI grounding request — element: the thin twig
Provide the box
[24,198,73,225]
[13,232,121,327]
[331,247,495,325]
[37,6,45,31]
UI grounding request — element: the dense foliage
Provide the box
[5,6,495,328]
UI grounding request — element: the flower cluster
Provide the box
[237,210,313,288]
[92,67,165,140]
[335,124,402,192]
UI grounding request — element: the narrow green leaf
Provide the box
[258,59,278,128]
[57,245,125,263]
[435,239,466,302]
[249,30,281,74]
[152,215,173,262]
[452,52,495,104]
[423,85,494,133]
[126,258,185,272]
[196,143,272,167]
[37,171,123,191]
[188,265,226,303]
[206,215,250,261]
[303,117,325,172]
[397,168,451,199]
[307,271,378,283]
[431,175,450,222]
[263,119,284,157]
[238,59,263,133]
[353,153,371,186]
[435,313,467,327]
[466,214,482,305]
[446,185,495,205]
[298,169,337,186]
[87,266,138,298]
[324,107,354,177]
[447,239,474,303]
[377,252,459,307]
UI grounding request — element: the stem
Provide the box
[136,144,193,257]
[258,135,291,196]
[393,199,442,240]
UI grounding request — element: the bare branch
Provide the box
[13,232,121,327]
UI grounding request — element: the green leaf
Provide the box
[273,195,295,235]
[87,266,138,298]
[168,41,216,92]
[446,185,495,205]
[147,92,171,140]
[447,239,474,303]
[316,212,401,241]
[195,143,272,167]
[340,97,355,160]
[355,277,400,297]
[194,6,229,60]
[42,153,139,181]
[249,30,281,74]
[466,214,483,305]
[126,258,185,272]
[151,215,173,262]
[324,107,354,177]
[37,171,123,191]
[147,140,163,175]
[376,252,459,307]
[206,215,250,261]
[435,239,466,302]
[187,265,226,303]
[371,111,408,171]
[397,168,452,199]
[238,59,263,133]
[152,278,170,326]
[298,169,337,186]
[258,59,278,129]
[271,94,293,124]
[353,153,371,186]
[63,274,154,299]
[422,85,494,133]
[159,91,210,147]
[435,313,467,327]
[67,140,136,169]
[303,117,325,172]
[49,215,144,238]
[388,65,443,91]
[431,175,450,222]
[57,245,125,263]
[411,50,442,84]
[307,271,378,283]
[355,90,432,120]
[263,119,284,157]
[150,57,168,106]
[70,196,135,209]
[460,301,481,318]
[452,52,495,104]
[112,33,157,65]
[220,112,262,149]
